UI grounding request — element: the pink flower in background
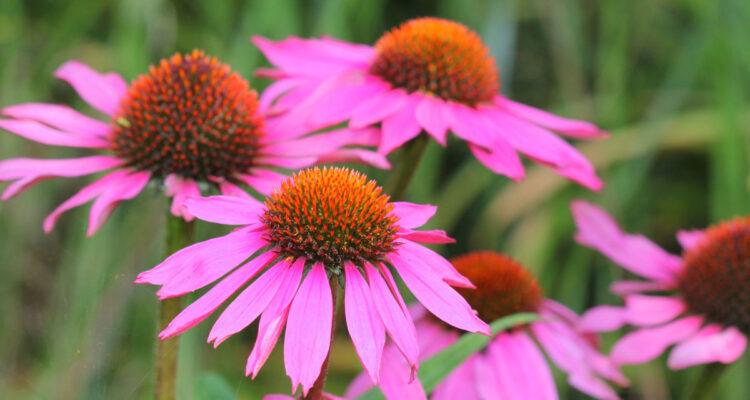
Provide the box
[253,17,607,190]
[572,201,748,369]
[136,167,489,396]
[347,252,627,400]
[0,50,386,236]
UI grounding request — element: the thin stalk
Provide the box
[387,134,430,201]
[687,362,728,400]
[155,212,195,400]
[303,278,340,400]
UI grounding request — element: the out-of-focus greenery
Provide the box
[1,0,748,399]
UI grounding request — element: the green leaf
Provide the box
[357,312,539,400]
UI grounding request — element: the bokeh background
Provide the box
[1,0,748,399]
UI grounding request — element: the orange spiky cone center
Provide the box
[110,50,264,181]
[678,216,750,335]
[261,167,399,267]
[369,17,499,105]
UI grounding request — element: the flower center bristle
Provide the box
[262,167,399,267]
[110,50,264,181]
[678,217,750,335]
[452,252,542,322]
[369,17,499,105]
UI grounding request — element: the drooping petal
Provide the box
[676,229,706,251]
[54,61,125,116]
[494,96,608,139]
[2,176,49,200]
[0,155,123,181]
[579,305,628,332]
[380,94,421,155]
[610,316,704,365]
[624,295,687,326]
[391,240,473,288]
[2,103,110,137]
[157,251,277,339]
[86,170,151,236]
[667,325,747,369]
[284,263,333,395]
[414,95,449,145]
[389,202,437,229]
[344,262,386,384]
[468,139,524,181]
[182,195,264,226]
[488,332,558,400]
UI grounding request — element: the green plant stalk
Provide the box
[387,134,430,201]
[303,277,340,400]
[155,213,195,400]
[687,362,728,400]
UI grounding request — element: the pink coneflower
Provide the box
[572,201,748,369]
[0,50,386,236]
[252,17,606,190]
[347,251,627,400]
[136,167,490,396]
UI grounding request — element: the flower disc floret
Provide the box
[369,17,499,105]
[110,50,264,181]
[262,167,398,266]
[679,216,750,335]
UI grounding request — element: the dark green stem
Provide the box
[687,362,728,400]
[302,278,340,400]
[387,134,430,201]
[155,213,195,400]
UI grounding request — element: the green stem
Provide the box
[387,134,430,201]
[155,213,195,400]
[303,278,340,400]
[687,362,728,400]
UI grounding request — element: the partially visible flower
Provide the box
[347,251,627,400]
[0,50,386,235]
[572,201,748,369]
[253,17,606,190]
[136,167,489,396]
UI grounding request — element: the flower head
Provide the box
[253,17,607,190]
[0,51,386,235]
[347,251,627,400]
[136,167,489,396]
[572,201,749,369]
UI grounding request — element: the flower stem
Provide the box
[387,134,430,201]
[687,362,728,400]
[155,212,195,400]
[303,277,340,400]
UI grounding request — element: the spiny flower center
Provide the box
[369,17,499,105]
[261,167,399,267]
[678,217,750,335]
[110,50,264,181]
[452,252,542,322]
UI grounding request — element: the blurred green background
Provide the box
[0,0,748,399]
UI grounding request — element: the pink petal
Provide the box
[432,355,480,400]
[86,170,150,236]
[344,262,386,383]
[389,202,436,229]
[624,295,686,326]
[364,262,420,371]
[182,195,263,225]
[567,374,620,400]
[571,200,681,283]
[397,229,455,244]
[446,102,493,148]
[240,169,288,196]
[103,72,128,98]
[283,263,333,395]
[380,94,422,155]
[413,318,458,359]
[247,259,305,377]
[473,353,508,400]
[344,372,373,399]
[306,80,387,128]
[255,155,319,170]
[414,95,449,145]
[489,332,558,400]
[217,180,255,199]
[2,175,50,200]
[252,36,374,77]
[392,240,473,288]
[468,138,525,181]
[390,256,490,335]
[377,344,428,400]
[579,305,628,332]
[165,176,200,221]
[316,149,391,169]
[349,87,408,129]
[54,61,125,116]
[611,316,704,365]
[668,326,747,369]
[610,280,671,295]
[263,127,379,156]
[0,155,122,181]
[208,260,290,346]
[494,96,608,139]
[157,251,277,339]
[258,78,307,112]
[677,229,706,251]
[2,103,110,137]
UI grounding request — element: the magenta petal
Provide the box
[182,195,263,225]
[284,263,333,395]
[2,176,49,200]
[390,256,490,335]
[397,229,455,244]
[611,316,704,365]
[240,169,288,196]
[380,94,422,155]
[0,155,122,181]
[259,78,306,112]
[579,305,627,332]
[252,36,374,77]
[415,95,449,145]
[86,170,150,236]
[489,332,558,400]
[446,102,493,148]
[157,251,277,339]
[431,355,480,400]
[349,87,407,129]
[247,259,305,377]
[494,96,608,139]
[392,240,473,288]
[344,262,386,383]
[376,344,428,400]
[54,61,125,116]
[307,80,386,128]
[468,139,525,181]
[389,202,437,229]
[624,295,686,326]
[668,325,747,369]
[208,260,290,346]
[676,229,706,251]
[263,127,379,156]
[2,103,110,137]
